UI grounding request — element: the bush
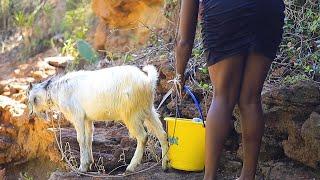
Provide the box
[271,0,320,83]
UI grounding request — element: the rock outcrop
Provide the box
[0,95,60,165]
[234,81,320,169]
[91,0,167,52]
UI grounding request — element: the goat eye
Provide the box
[33,97,38,104]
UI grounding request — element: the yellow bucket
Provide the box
[164,86,206,171]
[165,117,205,171]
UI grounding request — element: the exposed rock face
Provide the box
[234,81,320,169]
[259,161,319,180]
[284,112,320,168]
[0,95,60,165]
[91,0,167,52]
[0,50,62,171]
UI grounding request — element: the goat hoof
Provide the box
[123,170,132,175]
[125,165,135,173]
[78,165,89,172]
[88,162,94,170]
[162,163,169,171]
[78,167,87,173]
[162,163,169,172]
[161,158,169,171]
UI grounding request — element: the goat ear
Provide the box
[43,77,52,90]
[26,82,33,96]
[28,82,33,90]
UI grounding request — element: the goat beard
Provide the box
[38,111,49,121]
[30,108,50,121]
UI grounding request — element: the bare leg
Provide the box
[204,54,245,180]
[238,53,272,180]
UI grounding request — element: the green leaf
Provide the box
[76,39,98,64]
[124,54,133,62]
[199,67,208,74]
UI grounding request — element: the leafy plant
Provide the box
[124,53,134,62]
[59,0,94,69]
[163,0,178,18]
[76,39,98,64]
[198,67,208,74]
[198,81,212,91]
[62,39,78,57]
[61,2,92,41]
[192,45,203,59]
[20,172,33,180]
[283,74,309,85]
[13,11,35,28]
[269,0,320,83]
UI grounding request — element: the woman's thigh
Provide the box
[208,54,246,108]
[238,53,272,106]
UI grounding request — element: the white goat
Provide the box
[27,65,169,172]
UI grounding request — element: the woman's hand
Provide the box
[176,73,185,97]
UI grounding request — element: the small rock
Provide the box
[0,168,5,180]
[25,77,35,83]
[37,61,55,71]
[283,112,320,169]
[120,137,135,148]
[45,69,57,76]
[31,71,48,81]
[8,83,27,92]
[2,91,11,96]
[223,160,242,172]
[0,136,12,150]
[0,83,6,94]
[3,86,10,92]
[11,92,26,102]
[0,124,16,137]
[9,88,18,95]
[265,161,318,180]
[14,69,21,76]
[45,56,74,68]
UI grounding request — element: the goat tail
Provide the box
[143,65,158,89]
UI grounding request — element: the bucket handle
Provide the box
[184,86,205,127]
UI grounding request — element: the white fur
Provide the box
[28,65,169,172]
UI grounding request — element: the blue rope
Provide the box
[184,86,206,127]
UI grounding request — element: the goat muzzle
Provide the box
[28,103,34,118]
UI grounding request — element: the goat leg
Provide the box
[84,120,94,169]
[125,119,148,172]
[74,119,91,172]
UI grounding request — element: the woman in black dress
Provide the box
[175,0,285,179]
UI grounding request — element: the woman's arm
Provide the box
[175,0,199,83]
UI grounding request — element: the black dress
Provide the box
[201,0,285,66]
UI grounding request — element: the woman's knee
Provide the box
[212,94,238,112]
[238,92,262,111]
